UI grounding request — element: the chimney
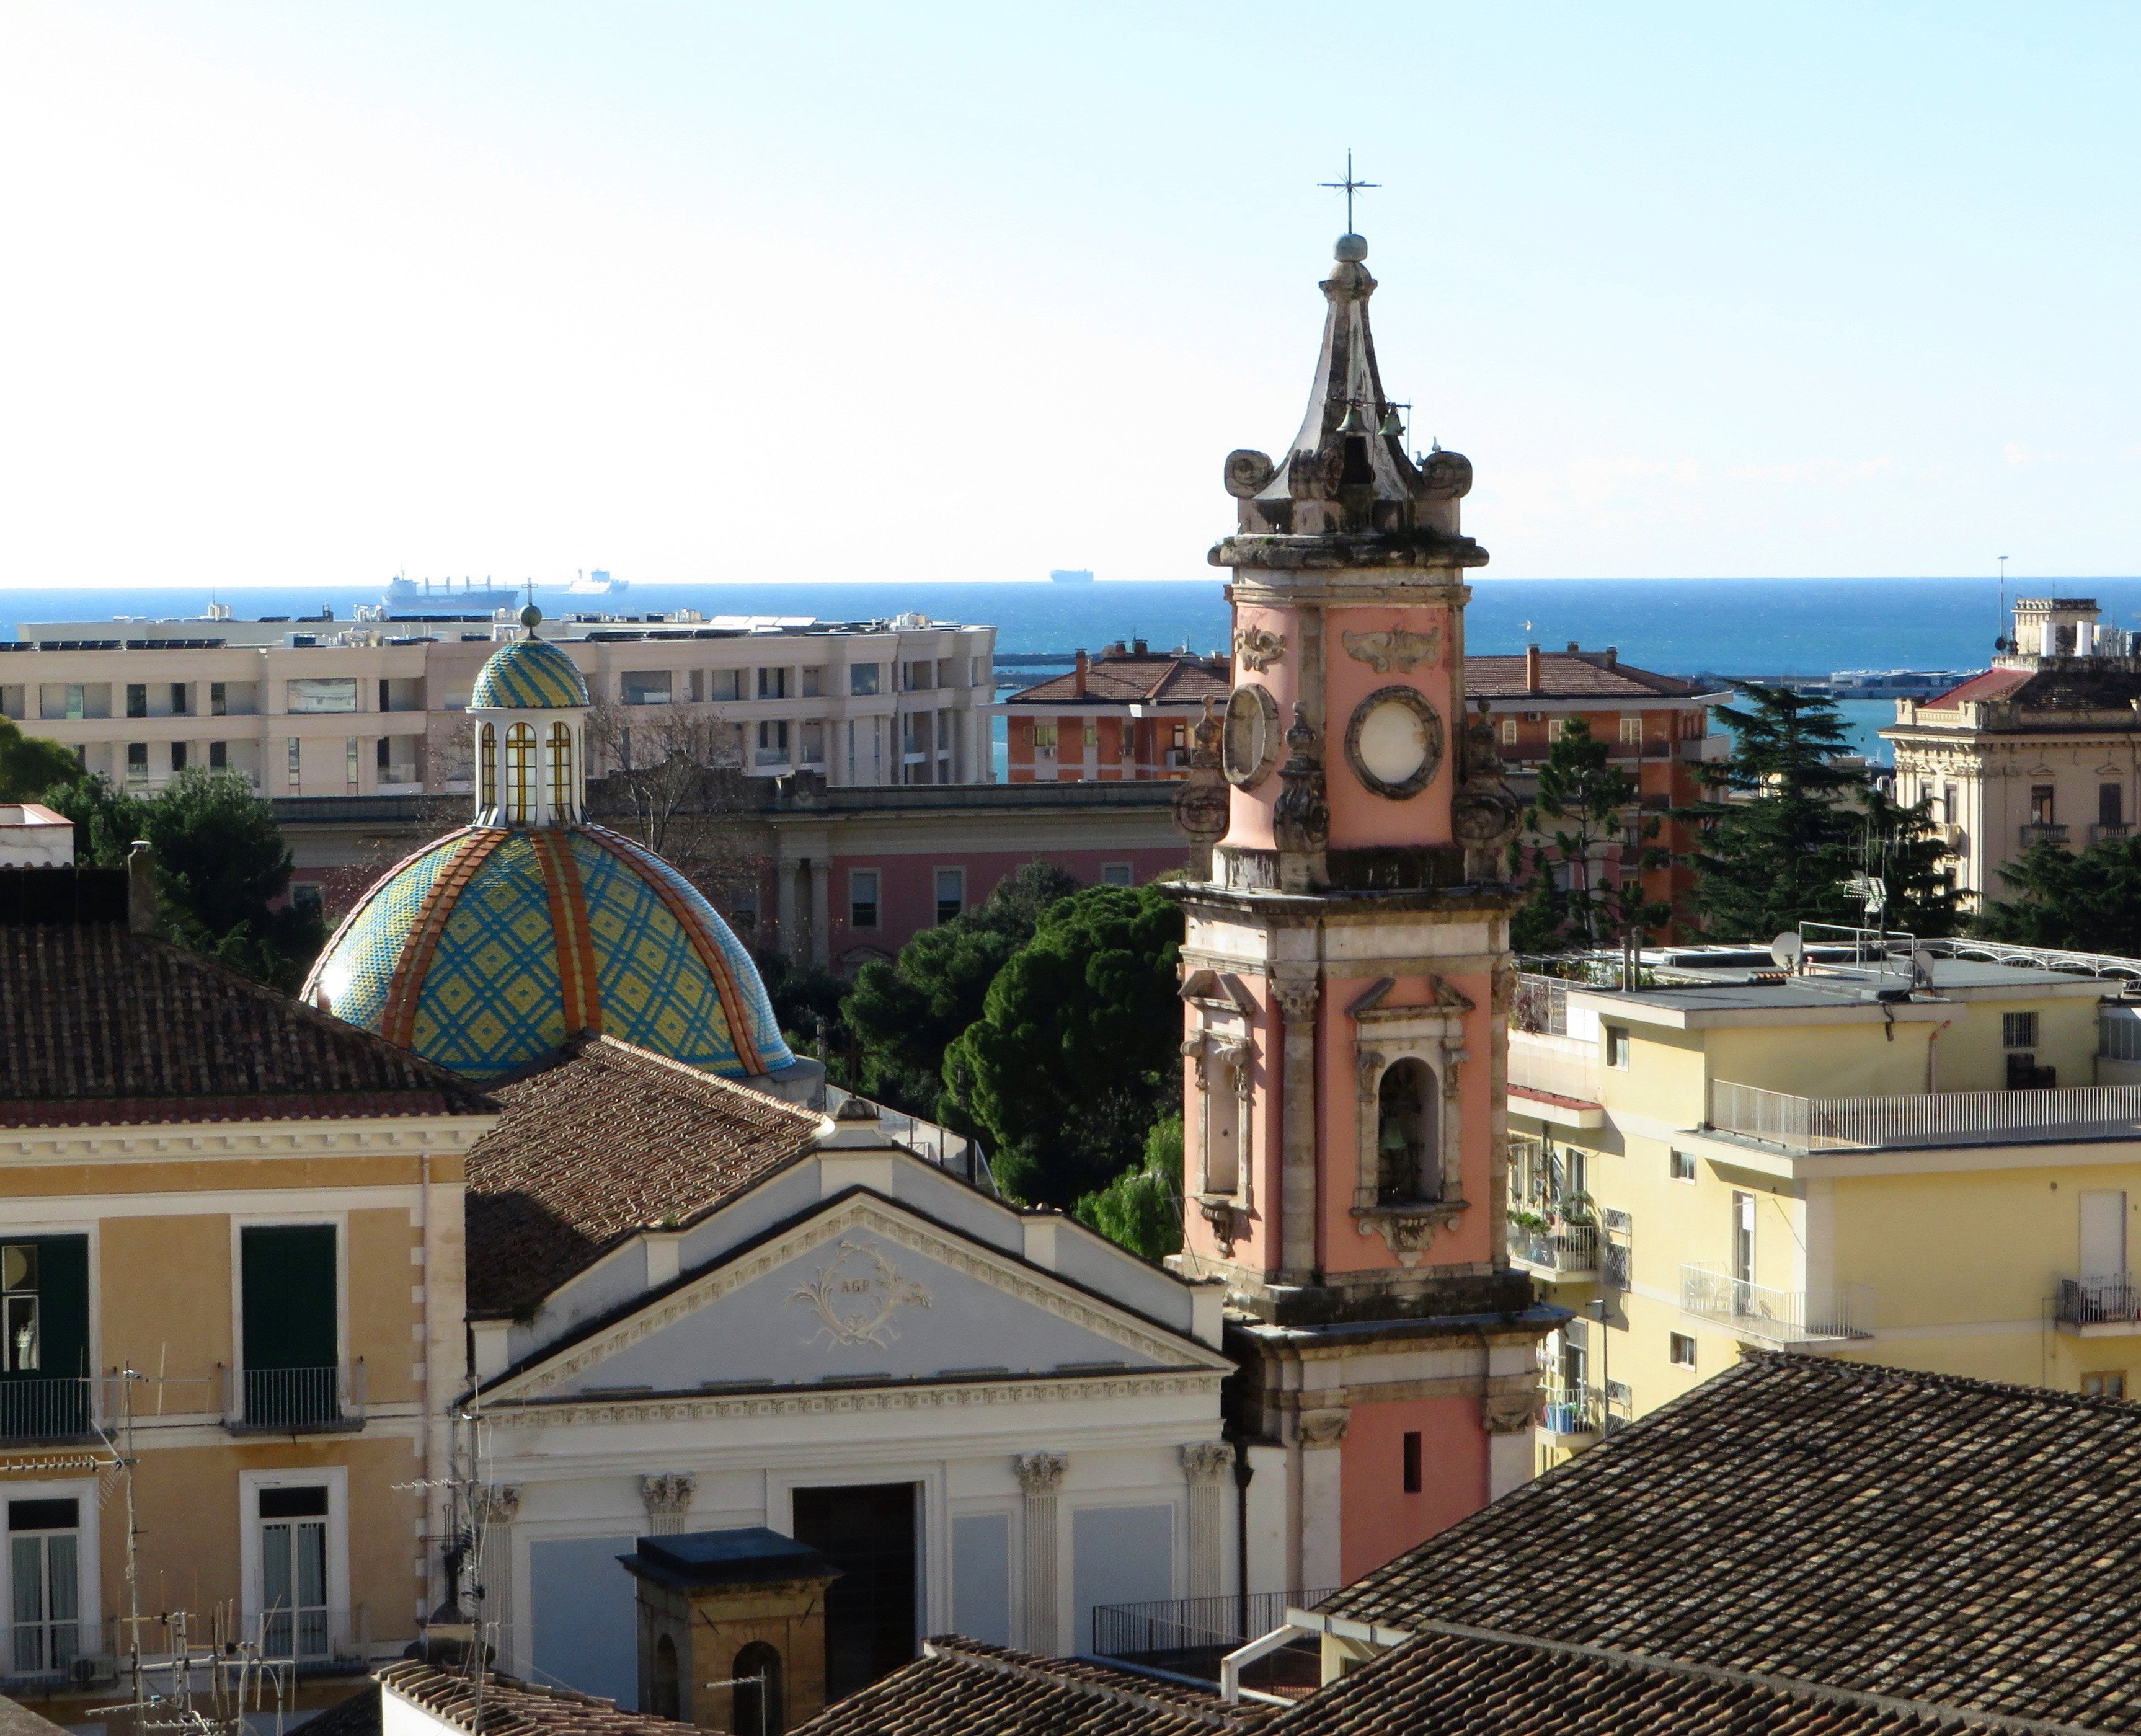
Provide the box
[1605,646,1618,668]
[1525,644,1541,693]
[1073,649,1089,698]
[126,839,156,935]
[1567,640,1580,653]
[1132,638,1148,657]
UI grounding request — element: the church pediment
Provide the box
[488,1192,1228,1402]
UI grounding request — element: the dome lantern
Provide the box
[467,624,592,828]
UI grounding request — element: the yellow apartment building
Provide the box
[1506,930,2141,1466]
[0,856,490,1707]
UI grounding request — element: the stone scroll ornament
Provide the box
[1233,624,1286,672]
[789,1238,933,1348]
[1342,626,1443,675]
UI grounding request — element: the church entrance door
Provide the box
[791,1482,918,1702]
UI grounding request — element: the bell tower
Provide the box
[1169,225,1554,1593]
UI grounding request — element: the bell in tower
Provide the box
[1166,221,1554,1595]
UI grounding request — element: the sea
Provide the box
[9,575,2140,766]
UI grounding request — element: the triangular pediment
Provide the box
[491,1192,1228,1402]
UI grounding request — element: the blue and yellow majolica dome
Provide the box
[303,823,792,1083]
[470,637,592,710]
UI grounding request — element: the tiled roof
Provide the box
[1267,1624,1995,1736]
[1004,657,1231,706]
[1911,662,2141,720]
[791,1639,1256,1736]
[1919,666,2033,709]
[1465,653,1709,701]
[1322,1352,2141,1732]
[295,1682,381,1736]
[464,1034,820,1316]
[378,1661,697,1736]
[0,913,494,1127]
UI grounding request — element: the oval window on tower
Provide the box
[1344,686,1443,800]
[1222,684,1280,790]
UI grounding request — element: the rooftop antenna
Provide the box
[1318,149,1378,235]
[1997,554,2009,653]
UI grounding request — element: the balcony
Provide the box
[1507,1218,1600,1282]
[1538,1377,1601,1446]
[2093,823,2131,844]
[0,1377,96,1444]
[1509,1031,1601,1107]
[2057,1277,2141,1335]
[1680,1264,1871,1345]
[222,1363,365,1435]
[1708,1078,2141,1153]
[1091,1589,1336,1694]
[2020,822,2070,848]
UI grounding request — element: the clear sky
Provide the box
[2,2,2136,588]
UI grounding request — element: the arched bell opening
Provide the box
[732,1641,785,1736]
[1376,1056,1440,1204]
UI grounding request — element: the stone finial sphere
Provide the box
[1334,233,1368,262]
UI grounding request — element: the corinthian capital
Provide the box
[1014,1451,1068,1495]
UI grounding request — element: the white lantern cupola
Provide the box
[468,607,592,827]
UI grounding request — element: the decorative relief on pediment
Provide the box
[791,1238,933,1348]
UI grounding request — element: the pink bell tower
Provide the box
[1169,224,1555,1593]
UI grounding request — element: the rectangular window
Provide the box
[9,1498,80,1676]
[345,738,358,790]
[1100,863,1133,887]
[1033,724,1058,755]
[850,664,880,696]
[125,683,147,719]
[1669,1148,1696,1182]
[0,1239,89,1439]
[904,660,935,692]
[934,867,965,924]
[849,870,880,930]
[1603,1025,1629,1070]
[2031,784,2055,825]
[620,671,672,706]
[2003,1011,2039,1050]
[800,721,825,764]
[286,740,301,790]
[802,666,824,698]
[1401,1431,1422,1495]
[171,683,189,716]
[209,741,228,770]
[211,682,228,716]
[239,1226,339,1429]
[125,743,148,782]
[1547,718,1566,743]
[2104,784,2125,828]
[286,678,357,714]
[171,742,187,773]
[755,720,791,765]
[1669,1332,1698,1369]
[258,1485,330,1659]
[687,668,704,703]
[706,668,742,701]
[1941,782,1956,823]
[1083,722,1098,749]
[757,667,789,700]
[970,657,987,689]
[1500,719,1518,745]
[2083,1371,2127,1399]
[1619,715,1642,743]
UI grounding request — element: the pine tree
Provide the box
[1976,832,2141,955]
[1515,717,1673,952]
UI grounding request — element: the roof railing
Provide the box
[1709,1078,2141,1152]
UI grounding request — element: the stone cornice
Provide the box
[0,1117,490,1166]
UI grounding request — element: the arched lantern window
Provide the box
[479,723,497,813]
[547,721,574,820]
[504,723,535,823]
[1376,1057,1440,1203]
[732,1641,785,1736]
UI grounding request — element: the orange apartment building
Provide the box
[998,644,1229,782]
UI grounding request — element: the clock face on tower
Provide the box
[1223,684,1281,789]
[1344,687,1444,800]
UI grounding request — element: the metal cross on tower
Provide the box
[1319,149,1378,232]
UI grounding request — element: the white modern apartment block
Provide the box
[0,609,996,796]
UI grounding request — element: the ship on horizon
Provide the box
[1049,567,1094,584]
[384,573,521,609]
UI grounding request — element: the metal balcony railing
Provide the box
[1509,1032,1600,1104]
[222,1363,365,1434]
[1538,1378,1601,1437]
[1507,1220,1600,1278]
[1512,973,1569,1037]
[0,1377,96,1443]
[1680,1264,1871,1344]
[1709,1078,2141,1152]
[1091,1588,1338,1691]
[822,1089,996,1195]
[2057,1277,2141,1327]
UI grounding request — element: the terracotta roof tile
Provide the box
[1920,667,2033,708]
[464,1034,819,1315]
[1464,653,1710,701]
[1004,658,1231,706]
[0,911,493,1127]
[1321,1353,2141,1732]
[379,1662,698,1736]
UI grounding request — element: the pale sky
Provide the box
[2,2,2137,588]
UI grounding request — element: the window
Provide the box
[2031,785,2055,825]
[800,721,825,764]
[126,683,147,719]
[621,671,672,706]
[2105,785,2125,829]
[1669,1332,1698,1369]
[2083,1371,2127,1399]
[125,743,148,782]
[707,668,743,702]
[756,719,791,766]
[731,1639,784,1736]
[1500,719,1518,745]
[209,741,227,770]
[505,724,534,822]
[171,683,189,716]
[1033,725,1058,756]
[758,667,790,700]
[934,867,965,924]
[970,657,988,688]
[849,870,880,930]
[1547,718,1566,743]
[1401,1431,1422,1495]
[240,1226,339,1430]
[1732,1191,1755,1290]
[905,660,935,692]
[547,722,573,817]
[1100,864,1133,887]
[345,737,358,791]
[9,1499,79,1676]
[802,666,824,698]
[1604,1026,1630,1070]
[258,1486,330,1658]
[1941,782,1956,823]
[479,724,496,812]
[2003,1012,2039,1050]
[1375,1058,1440,1203]
[169,741,185,774]
[286,678,357,714]
[1669,1148,1696,1182]
[850,664,880,696]
[0,1240,89,1437]
[1619,715,1642,743]
[286,738,301,791]
[686,668,704,703]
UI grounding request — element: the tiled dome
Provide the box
[470,638,592,710]
[303,824,791,1083]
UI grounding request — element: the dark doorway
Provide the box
[791,1482,917,1702]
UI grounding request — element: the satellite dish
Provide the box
[1770,931,1806,970]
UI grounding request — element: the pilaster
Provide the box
[1014,1451,1066,1654]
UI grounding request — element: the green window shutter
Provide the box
[241,1226,337,1371]
[0,1236,88,1383]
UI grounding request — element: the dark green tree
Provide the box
[1684,685,1871,940]
[1853,786,1961,939]
[1514,717,1673,952]
[44,769,325,990]
[0,718,82,802]
[1975,831,2141,955]
[943,882,1184,1209]
[841,861,1082,1120]
[751,950,853,1076]
[1072,1113,1183,1263]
